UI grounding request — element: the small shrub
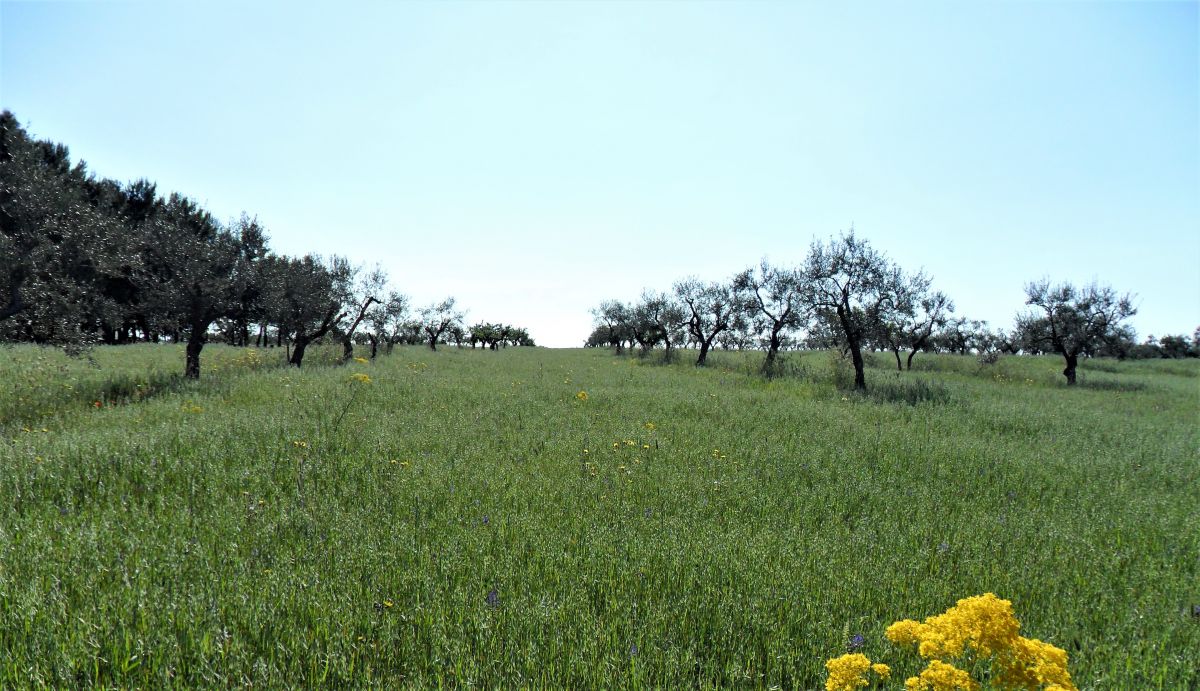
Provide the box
[828,354,857,390]
[763,353,809,380]
[977,350,1001,366]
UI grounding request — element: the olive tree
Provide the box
[590,300,633,354]
[0,110,122,347]
[1017,280,1136,385]
[505,326,534,346]
[470,322,502,349]
[336,263,385,362]
[262,254,352,368]
[902,290,953,368]
[627,302,662,355]
[366,289,410,357]
[420,297,463,351]
[734,260,805,375]
[875,280,953,371]
[799,231,907,391]
[675,276,745,366]
[225,214,271,347]
[634,290,688,361]
[935,316,991,355]
[140,194,241,379]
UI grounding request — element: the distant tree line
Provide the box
[0,111,533,377]
[589,232,1196,389]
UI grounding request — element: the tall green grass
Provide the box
[0,344,1196,687]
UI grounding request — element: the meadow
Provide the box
[0,343,1196,688]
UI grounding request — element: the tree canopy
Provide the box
[0,111,531,375]
[1017,280,1137,384]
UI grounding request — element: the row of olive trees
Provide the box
[0,110,532,377]
[0,110,387,375]
[1126,331,1200,360]
[353,289,534,355]
[466,322,535,350]
[591,232,935,390]
[590,232,1143,388]
[371,299,534,352]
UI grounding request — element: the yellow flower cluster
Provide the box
[903,659,977,691]
[575,390,588,401]
[826,594,1076,691]
[886,593,1020,659]
[350,373,372,384]
[885,593,1076,691]
[354,356,369,364]
[824,653,890,691]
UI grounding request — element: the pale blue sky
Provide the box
[3,1,1196,347]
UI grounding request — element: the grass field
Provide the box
[0,343,1196,688]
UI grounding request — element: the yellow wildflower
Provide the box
[872,663,891,680]
[350,373,372,384]
[889,594,1020,660]
[354,357,369,364]
[575,390,588,401]
[887,593,1076,691]
[904,660,978,691]
[885,619,923,646]
[993,636,1075,690]
[824,653,884,691]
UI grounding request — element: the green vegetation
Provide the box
[0,344,1196,688]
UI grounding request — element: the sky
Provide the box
[2,0,1197,347]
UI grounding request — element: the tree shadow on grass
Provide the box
[1076,377,1147,393]
[91,369,193,406]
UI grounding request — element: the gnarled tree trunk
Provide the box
[290,307,344,368]
[340,296,379,362]
[1063,352,1078,385]
[696,337,714,366]
[848,341,866,390]
[762,324,784,376]
[185,327,206,380]
[837,306,868,391]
